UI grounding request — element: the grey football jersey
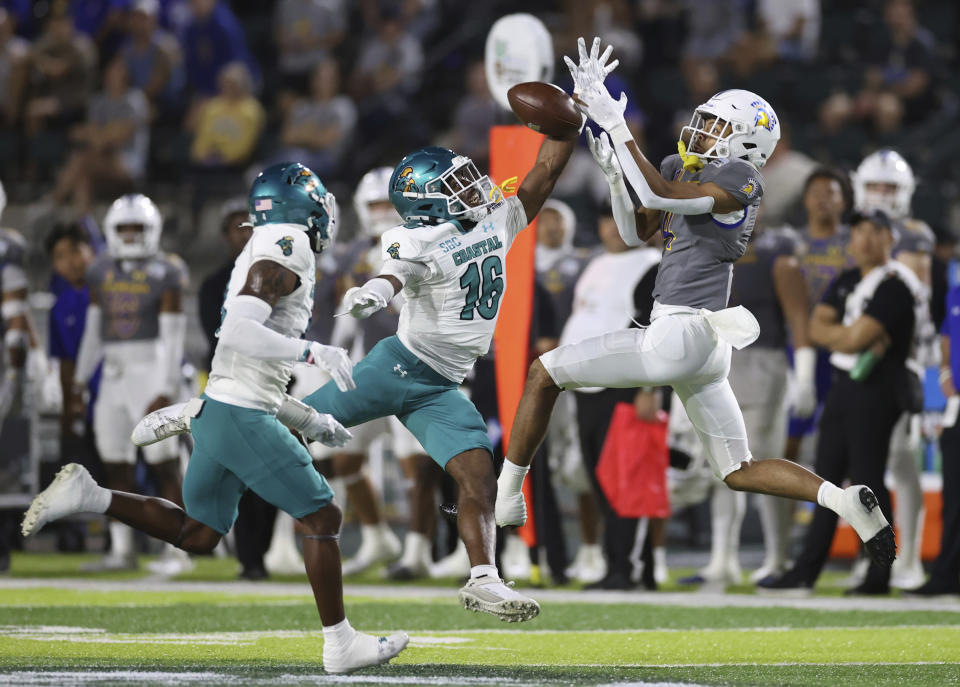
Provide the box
[729,227,800,349]
[536,250,592,330]
[87,252,188,342]
[796,224,852,306]
[653,154,764,311]
[894,218,935,256]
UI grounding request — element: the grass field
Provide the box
[2,553,959,686]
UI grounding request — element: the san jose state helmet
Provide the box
[853,149,915,220]
[389,146,502,231]
[103,193,162,259]
[248,162,337,253]
[680,89,781,169]
[354,166,400,239]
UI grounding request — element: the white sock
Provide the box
[360,524,378,545]
[89,485,111,514]
[653,546,667,570]
[498,459,529,494]
[400,531,429,566]
[817,481,844,515]
[322,618,355,649]
[109,521,133,556]
[890,448,924,569]
[471,564,498,579]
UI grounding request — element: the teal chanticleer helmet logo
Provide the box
[388,146,502,232]
[249,162,338,253]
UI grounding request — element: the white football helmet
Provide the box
[853,149,915,220]
[354,167,400,239]
[103,193,162,259]
[680,89,781,169]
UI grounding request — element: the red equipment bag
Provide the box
[596,402,671,518]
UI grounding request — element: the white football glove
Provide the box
[586,128,622,183]
[305,342,356,392]
[788,375,817,419]
[563,36,619,97]
[341,285,389,320]
[789,347,817,419]
[302,410,353,448]
[577,82,630,143]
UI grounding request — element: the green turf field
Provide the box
[2,553,959,686]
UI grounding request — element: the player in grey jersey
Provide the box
[494,37,897,573]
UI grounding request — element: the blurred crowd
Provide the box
[1,0,960,595]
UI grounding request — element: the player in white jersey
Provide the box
[22,163,408,674]
[495,37,898,575]
[853,149,936,589]
[302,133,578,621]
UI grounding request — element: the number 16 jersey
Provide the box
[379,196,527,383]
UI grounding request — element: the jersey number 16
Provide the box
[459,256,504,321]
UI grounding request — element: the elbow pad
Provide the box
[613,140,715,215]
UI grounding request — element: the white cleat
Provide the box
[323,630,409,674]
[146,544,194,576]
[81,551,139,572]
[21,464,105,537]
[131,398,203,446]
[429,540,471,579]
[840,485,897,567]
[265,545,305,576]
[501,534,531,581]
[458,576,540,622]
[565,544,607,585]
[890,559,927,590]
[494,490,527,528]
[342,529,402,576]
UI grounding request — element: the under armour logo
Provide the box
[393,364,408,377]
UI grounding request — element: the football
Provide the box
[507,82,582,140]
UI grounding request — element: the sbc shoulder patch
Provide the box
[740,178,760,199]
[275,236,294,257]
[387,242,401,259]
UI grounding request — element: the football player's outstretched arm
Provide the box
[516,136,577,225]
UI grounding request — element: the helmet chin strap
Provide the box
[677,140,704,172]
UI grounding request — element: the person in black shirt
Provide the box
[760,210,919,595]
[198,199,253,371]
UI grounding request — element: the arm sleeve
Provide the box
[74,304,103,385]
[609,175,643,248]
[504,196,529,246]
[865,278,915,338]
[158,312,186,396]
[218,294,308,362]
[613,142,716,215]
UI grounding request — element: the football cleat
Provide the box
[146,544,194,576]
[21,464,107,537]
[890,558,927,591]
[342,527,402,576]
[323,630,409,674]
[81,551,139,572]
[841,486,897,568]
[494,490,527,528]
[132,398,203,446]
[500,533,531,581]
[458,576,540,622]
[428,540,470,579]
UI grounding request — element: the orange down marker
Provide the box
[490,125,543,548]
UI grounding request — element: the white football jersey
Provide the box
[206,223,316,412]
[381,196,528,382]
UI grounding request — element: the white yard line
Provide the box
[1,577,958,612]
